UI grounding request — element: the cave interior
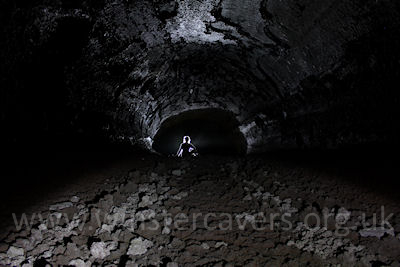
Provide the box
[1,0,400,266]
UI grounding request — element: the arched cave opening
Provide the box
[152,109,247,156]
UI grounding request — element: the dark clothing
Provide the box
[178,143,197,157]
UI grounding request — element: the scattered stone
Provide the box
[135,209,156,221]
[125,260,139,267]
[66,243,81,259]
[14,238,31,251]
[127,237,154,256]
[162,227,171,235]
[100,224,113,233]
[262,192,272,200]
[49,202,73,211]
[90,242,117,259]
[139,195,155,207]
[69,259,87,267]
[53,212,63,219]
[71,196,80,203]
[336,208,351,223]
[42,250,52,258]
[0,157,398,266]
[243,194,252,201]
[139,183,156,193]
[137,221,162,239]
[215,242,228,248]
[7,246,24,258]
[121,181,138,193]
[38,224,47,231]
[124,218,136,231]
[53,245,66,255]
[171,192,188,200]
[201,243,210,250]
[359,228,395,239]
[287,240,295,246]
[172,170,182,176]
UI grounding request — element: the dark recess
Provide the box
[153,109,247,156]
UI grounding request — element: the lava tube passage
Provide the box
[152,109,247,156]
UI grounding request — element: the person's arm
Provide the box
[176,144,183,157]
[189,144,197,153]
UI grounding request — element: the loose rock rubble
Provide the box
[0,155,399,266]
[127,237,154,256]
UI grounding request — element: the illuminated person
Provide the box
[177,136,198,158]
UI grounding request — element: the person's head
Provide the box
[183,136,191,143]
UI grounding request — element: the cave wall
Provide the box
[1,0,399,152]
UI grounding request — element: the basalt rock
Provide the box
[1,0,399,153]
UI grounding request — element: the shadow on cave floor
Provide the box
[1,144,399,227]
[1,144,399,264]
[255,145,400,201]
[0,139,150,229]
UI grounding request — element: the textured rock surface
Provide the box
[1,0,399,152]
[1,154,399,265]
[127,237,154,256]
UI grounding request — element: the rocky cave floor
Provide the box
[1,153,400,266]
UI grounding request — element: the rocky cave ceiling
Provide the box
[0,0,399,153]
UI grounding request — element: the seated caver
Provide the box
[176,136,198,158]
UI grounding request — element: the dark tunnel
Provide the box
[152,109,247,156]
